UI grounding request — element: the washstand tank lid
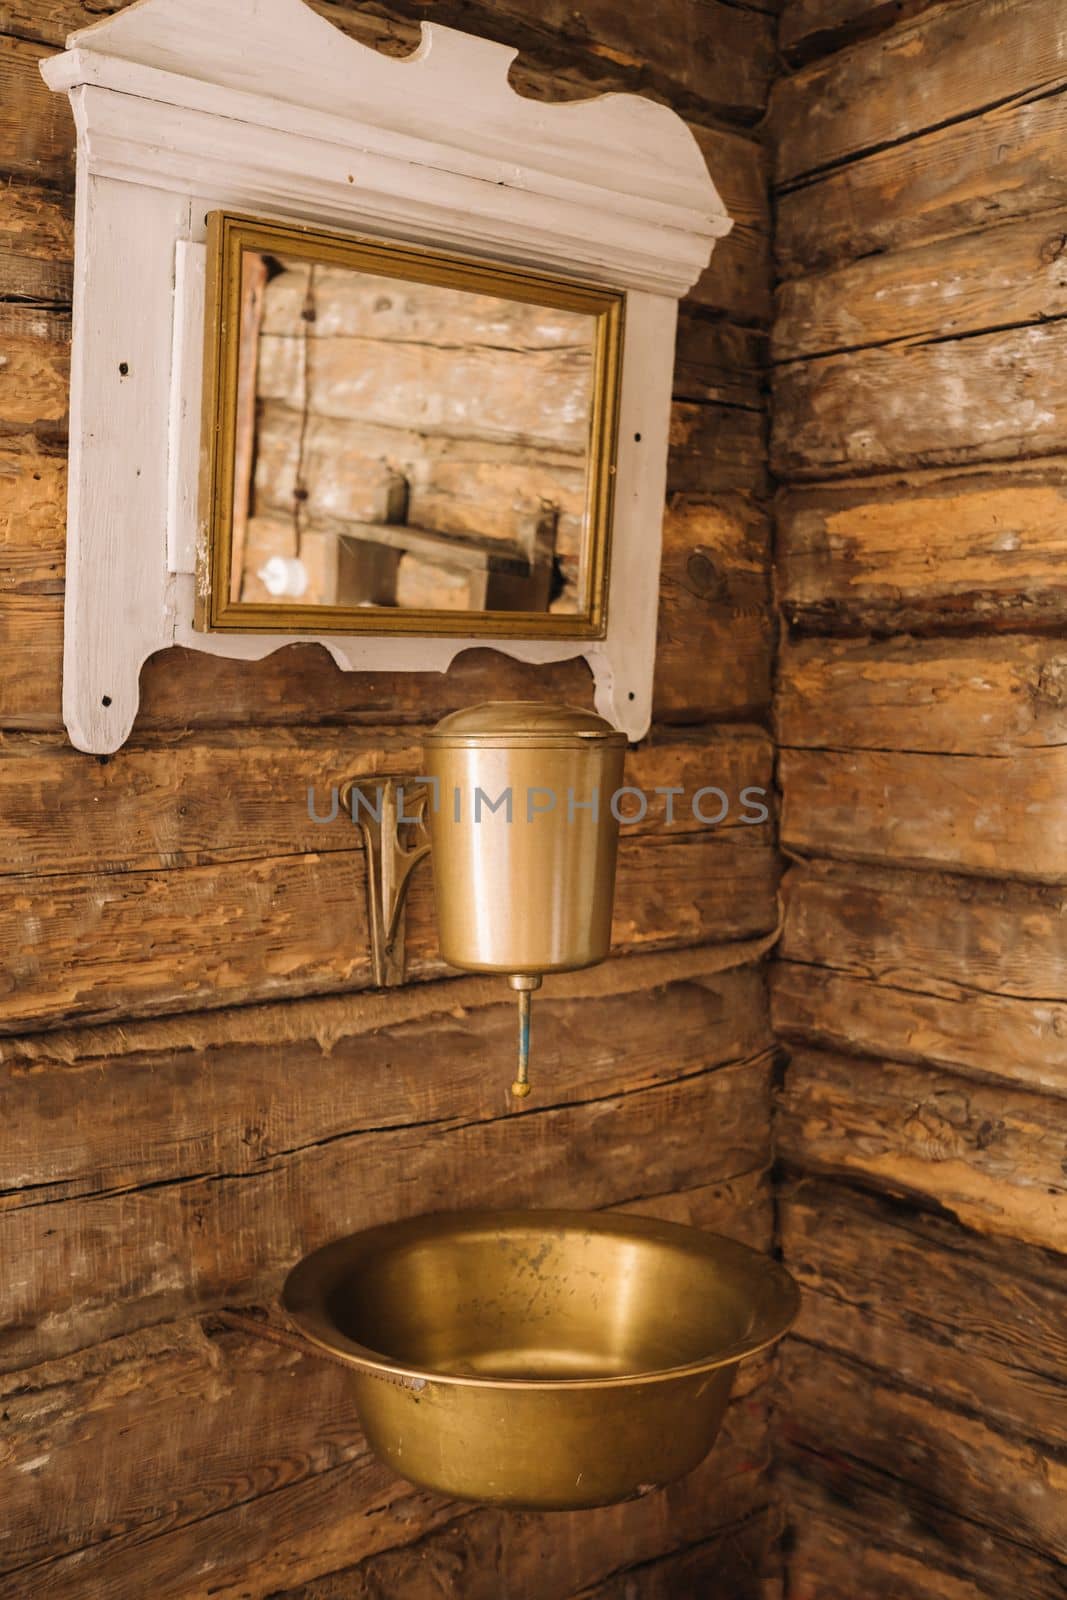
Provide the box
[424,701,628,750]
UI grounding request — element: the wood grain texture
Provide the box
[780,1180,1067,1446]
[773,320,1067,480]
[779,858,1067,1008]
[777,634,1067,754]
[669,400,768,495]
[2,0,776,123]
[0,323,67,432]
[774,212,1067,361]
[773,3,1067,1594]
[777,462,1067,631]
[0,724,772,877]
[0,1308,774,1599]
[674,311,766,410]
[0,821,777,1033]
[264,1393,777,1597]
[777,87,1067,279]
[0,494,774,730]
[773,0,1067,184]
[785,1467,1067,1600]
[780,1340,1067,1562]
[0,33,73,185]
[0,1050,775,1366]
[777,1048,1067,1250]
[780,744,1067,882]
[778,0,943,63]
[654,497,773,720]
[0,963,774,1199]
[773,859,1067,1094]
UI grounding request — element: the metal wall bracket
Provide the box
[341,776,431,988]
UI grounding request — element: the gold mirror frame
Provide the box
[196,211,624,639]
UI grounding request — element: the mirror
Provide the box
[198,213,623,638]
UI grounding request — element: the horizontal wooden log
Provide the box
[668,401,768,496]
[2,0,775,123]
[0,822,777,1033]
[0,723,772,878]
[780,745,1067,883]
[772,0,1067,184]
[773,321,1067,480]
[0,34,73,186]
[0,497,772,730]
[777,462,1067,631]
[674,311,765,410]
[654,497,773,721]
[781,1180,1067,1447]
[777,85,1067,280]
[778,632,1067,879]
[775,962,1067,1103]
[774,212,1067,362]
[778,0,941,64]
[0,1287,775,1598]
[780,857,1066,1005]
[0,1048,774,1366]
[774,859,1067,1093]
[777,1048,1067,1250]
[777,634,1067,754]
[557,1518,778,1600]
[0,961,773,1197]
[780,1340,1067,1564]
[686,122,772,325]
[785,1465,1067,1600]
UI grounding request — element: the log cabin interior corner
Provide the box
[1,0,1064,1594]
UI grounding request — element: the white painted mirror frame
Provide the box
[42,0,730,753]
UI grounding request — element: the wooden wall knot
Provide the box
[685,548,729,602]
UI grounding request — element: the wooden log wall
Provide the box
[0,2,780,1596]
[771,2,1067,1595]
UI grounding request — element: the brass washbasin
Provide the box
[283,1209,798,1510]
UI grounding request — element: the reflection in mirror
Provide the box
[199,216,623,637]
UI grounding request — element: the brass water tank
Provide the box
[422,703,627,1095]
